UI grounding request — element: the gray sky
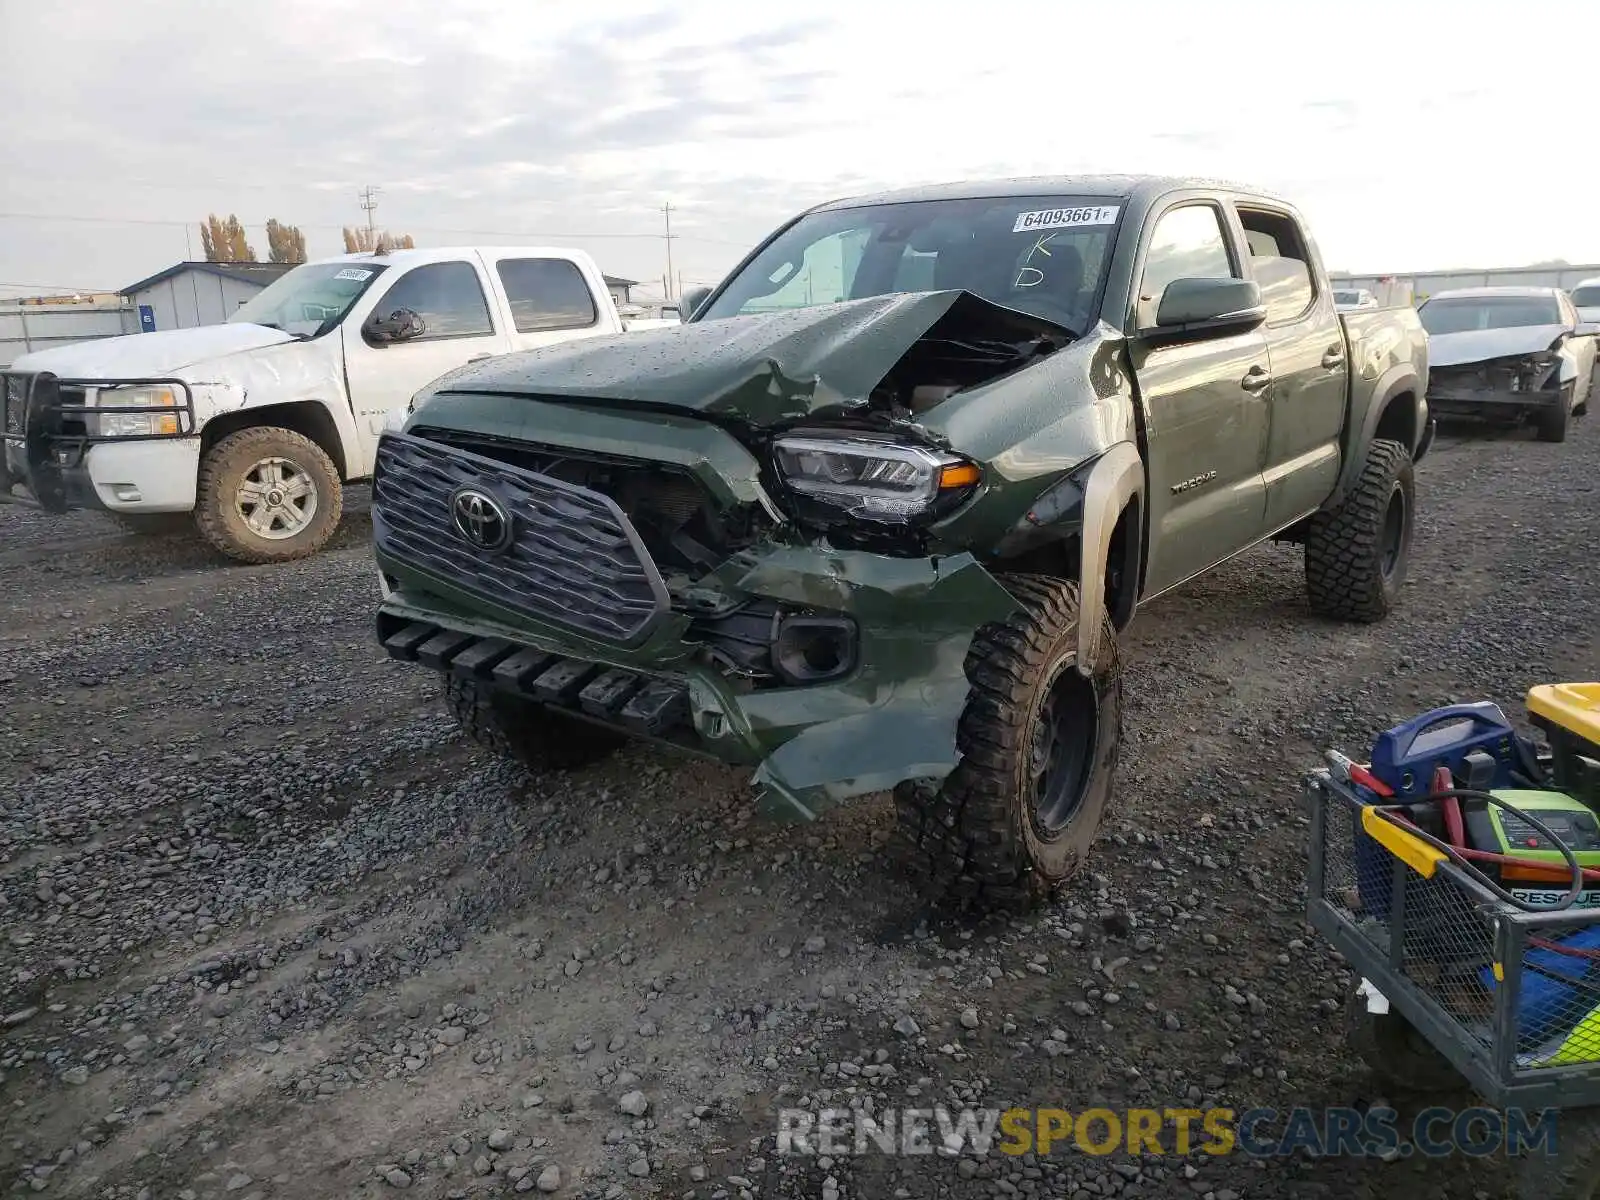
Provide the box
[1,0,1593,301]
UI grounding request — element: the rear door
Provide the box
[487,254,618,351]
[1233,204,1348,531]
[341,255,512,472]
[1128,199,1272,596]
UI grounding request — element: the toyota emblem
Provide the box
[449,487,513,553]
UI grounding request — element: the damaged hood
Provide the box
[9,323,297,378]
[422,291,1070,426]
[1427,324,1567,368]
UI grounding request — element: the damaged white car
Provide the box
[1418,286,1598,443]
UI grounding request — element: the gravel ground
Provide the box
[1,418,1596,1200]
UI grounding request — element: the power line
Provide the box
[0,210,751,246]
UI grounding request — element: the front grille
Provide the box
[372,432,670,646]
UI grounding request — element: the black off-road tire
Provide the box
[1303,437,1414,623]
[1516,1107,1599,1200]
[1537,383,1574,443]
[112,512,193,536]
[445,675,626,772]
[1342,988,1460,1095]
[195,426,343,564]
[890,574,1122,914]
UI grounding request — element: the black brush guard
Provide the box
[1,370,197,511]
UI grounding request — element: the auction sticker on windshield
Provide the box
[1012,206,1120,234]
[334,268,374,281]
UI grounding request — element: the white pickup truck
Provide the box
[1,245,625,562]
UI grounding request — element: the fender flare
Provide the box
[1076,441,1144,677]
[1331,364,1424,506]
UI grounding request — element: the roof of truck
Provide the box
[810,174,1288,212]
[321,246,637,287]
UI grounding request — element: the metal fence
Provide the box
[0,303,139,366]
[1330,265,1600,306]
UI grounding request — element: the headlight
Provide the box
[93,385,183,438]
[772,435,981,523]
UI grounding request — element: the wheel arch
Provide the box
[987,447,1145,660]
[1075,442,1144,676]
[201,400,350,480]
[1329,367,1425,508]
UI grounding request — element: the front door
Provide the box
[341,255,512,474]
[1130,201,1272,596]
[1236,205,1349,531]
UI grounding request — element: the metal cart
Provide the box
[1305,760,1600,1197]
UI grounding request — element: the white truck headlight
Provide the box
[93,385,183,438]
[772,435,981,523]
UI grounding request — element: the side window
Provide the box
[496,258,598,332]
[1238,207,1316,324]
[371,261,493,340]
[1138,205,1237,316]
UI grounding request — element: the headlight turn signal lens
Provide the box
[93,386,183,438]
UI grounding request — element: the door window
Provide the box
[1138,205,1237,315]
[496,258,599,332]
[370,261,494,340]
[1238,208,1316,324]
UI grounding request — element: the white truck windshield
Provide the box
[230,262,391,338]
[699,195,1124,335]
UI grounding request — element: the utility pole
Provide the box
[359,185,381,237]
[661,203,678,302]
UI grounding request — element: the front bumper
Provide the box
[1,370,199,512]
[371,428,1021,818]
[1425,386,1563,422]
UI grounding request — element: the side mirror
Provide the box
[1150,277,1266,335]
[364,307,425,345]
[679,286,713,323]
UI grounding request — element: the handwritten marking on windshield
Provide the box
[1014,233,1059,288]
[334,268,374,281]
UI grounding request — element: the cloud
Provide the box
[0,0,1595,299]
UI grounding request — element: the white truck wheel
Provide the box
[195,426,343,564]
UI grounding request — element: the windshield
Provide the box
[1418,294,1561,336]
[697,195,1125,334]
[229,261,390,338]
[1333,291,1359,305]
[1571,285,1600,309]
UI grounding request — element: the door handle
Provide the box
[467,353,492,362]
[1240,366,1272,392]
[1321,347,1345,369]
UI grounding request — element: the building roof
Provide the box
[603,274,638,288]
[120,261,296,297]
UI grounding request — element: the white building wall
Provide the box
[131,270,270,331]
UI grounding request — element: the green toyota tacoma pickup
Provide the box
[372,175,1432,911]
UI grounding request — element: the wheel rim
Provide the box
[1031,662,1100,836]
[1378,486,1406,581]
[235,456,318,540]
